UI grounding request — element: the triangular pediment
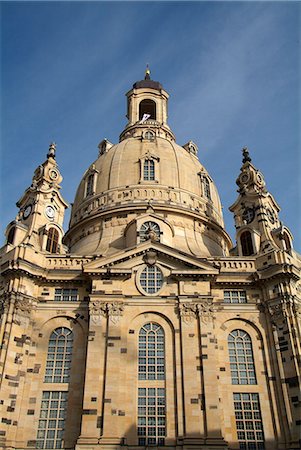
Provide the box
[83,241,219,276]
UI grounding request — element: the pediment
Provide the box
[83,241,219,276]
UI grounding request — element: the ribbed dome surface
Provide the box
[70,136,223,226]
[65,77,232,257]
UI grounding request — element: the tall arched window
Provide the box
[143,159,155,181]
[139,99,156,120]
[138,323,166,446]
[46,228,59,253]
[44,327,73,383]
[228,329,256,385]
[240,230,254,256]
[138,323,165,380]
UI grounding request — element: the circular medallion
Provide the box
[49,169,59,181]
[240,172,250,184]
[45,205,55,219]
[23,204,32,220]
[242,208,255,224]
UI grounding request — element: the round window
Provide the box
[139,265,163,295]
[139,221,160,242]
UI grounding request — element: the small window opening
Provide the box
[203,177,211,200]
[46,228,59,253]
[86,174,94,197]
[139,99,156,120]
[144,160,155,181]
[241,230,254,256]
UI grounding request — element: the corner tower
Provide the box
[4,143,68,254]
[230,147,294,256]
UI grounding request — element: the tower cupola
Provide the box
[120,68,175,142]
[230,147,294,256]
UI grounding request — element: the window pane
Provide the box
[233,393,265,450]
[44,328,73,383]
[228,330,256,385]
[36,391,67,449]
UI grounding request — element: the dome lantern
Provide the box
[120,70,175,142]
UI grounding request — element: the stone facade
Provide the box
[1,71,300,450]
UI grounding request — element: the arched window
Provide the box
[139,221,160,242]
[7,227,16,245]
[46,228,59,253]
[138,323,165,380]
[44,327,73,383]
[228,330,256,385]
[86,173,94,197]
[138,323,166,446]
[143,159,155,181]
[283,232,291,252]
[203,177,211,200]
[240,230,254,256]
[139,99,156,120]
[140,266,163,294]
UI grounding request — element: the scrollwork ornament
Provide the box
[178,303,197,325]
[107,302,124,324]
[269,303,287,328]
[14,297,36,326]
[0,297,9,315]
[15,297,35,316]
[89,300,107,325]
[196,300,216,324]
[293,302,301,320]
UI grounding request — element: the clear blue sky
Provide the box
[1,1,300,251]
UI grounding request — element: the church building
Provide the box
[0,69,300,450]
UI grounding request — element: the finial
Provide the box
[47,142,56,159]
[242,146,251,164]
[145,64,151,80]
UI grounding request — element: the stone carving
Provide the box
[14,297,36,326]
[293,301,301,319]
[107,302,124,324]
[196,299,216,324]
[268,302,287,327]
[89,300,107,325]
[89,301,124,325]
[15,297,35,316]
[179,303,197,324]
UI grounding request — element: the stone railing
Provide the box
[70,186,223,228]
[46,256,91,269]
[215,259,256,272]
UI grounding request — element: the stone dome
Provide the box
[64,76,232,256]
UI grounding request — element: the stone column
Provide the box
[76,299,108,447]
[196,299,227,447]
[98,301,125,446]
[178,302,205,446]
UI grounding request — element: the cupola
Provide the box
[120,66,175,142]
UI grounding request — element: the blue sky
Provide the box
[1,1,300,251]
